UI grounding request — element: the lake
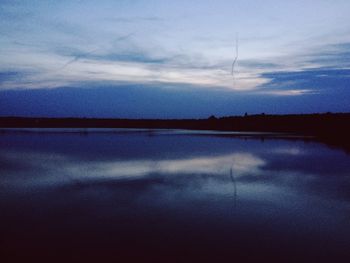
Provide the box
[1,129,350,262]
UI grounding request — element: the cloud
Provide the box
[304,42,350,68]
[0,71,22,83]
[0,42,267,91]
[258,68,350,95]
[257,89,315,96]
[251,41,350,95]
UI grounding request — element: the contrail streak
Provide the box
[113,32,136,44]
[59,48,99,70]
[58,32,136,70]
[231,34,239,77]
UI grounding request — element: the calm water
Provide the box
[1,129,350,262]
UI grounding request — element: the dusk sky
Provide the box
[1,0,350,118]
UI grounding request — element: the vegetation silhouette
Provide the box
[1,112,350,152]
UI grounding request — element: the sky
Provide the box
[1,0,350,118]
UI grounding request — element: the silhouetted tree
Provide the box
[208,115,217,121]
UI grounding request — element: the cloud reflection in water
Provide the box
[0,151,265,189]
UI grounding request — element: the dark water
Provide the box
[1,129,350,262]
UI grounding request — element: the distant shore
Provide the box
[1,113,350,152]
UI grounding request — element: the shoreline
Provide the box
[1,113,349,153]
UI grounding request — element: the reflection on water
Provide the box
[1,130,350,261]
[0,151,265,188]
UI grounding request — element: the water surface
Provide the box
[1,129,350,262]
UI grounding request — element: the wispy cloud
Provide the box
[258,89,316,96]
[257,67,350,96]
